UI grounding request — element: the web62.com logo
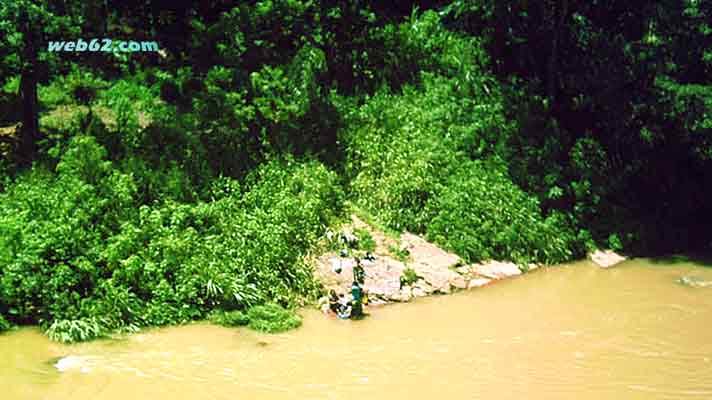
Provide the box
[48,38,159,52]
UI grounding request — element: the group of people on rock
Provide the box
[325,255,370,320]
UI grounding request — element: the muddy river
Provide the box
[2,258,712,399]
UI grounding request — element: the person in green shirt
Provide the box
[353,257,365,285]
[351,281,363,319]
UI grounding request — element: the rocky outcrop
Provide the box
[313,214,546,308]
[589,250,627,268]
[400,232,460,270]
[363,259,407,300]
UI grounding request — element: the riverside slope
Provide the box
[314,215,628,308]
[314,215,540,306]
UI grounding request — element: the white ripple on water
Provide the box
[156,371,182,381]
[628,384,712,397]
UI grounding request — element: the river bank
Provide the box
[312,214,628,311]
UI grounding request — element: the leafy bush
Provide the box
[372,10,495,94]
[353,228,376,252]
[210,304,302,333]
[0,314,10,332]
[46,317,106,343]
[39,66,108,110]
[426,162,575,264]
[0,135,343,340]
[0,137,138,325]
[210,310,250,327]
[98,78,160,113]
[389,245,410,263]
[401,268,419,286]
[246,303,302,333]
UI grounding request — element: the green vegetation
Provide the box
[353,228,377,253]
[349,203,403,241]
[246,303,303,333]
[46,317,105,343]
[0,1,710,341]
[210,310,250,328]
[389,246,411,263]
[401,268,420,287]
[210,305,304,334]
[0,135,342,340]
[0,314,10,332]
[342,70,574,264]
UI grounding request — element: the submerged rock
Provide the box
[677,276,712,288]
[54,355,93,373]
[470,261,522,280]
[413,279,435,295]
[589,250,626,268]
[412,286,428,297]
[449,274,468,290]
[468,278,492,288]
[391,287,413,302]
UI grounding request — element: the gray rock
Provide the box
[468,278,492,288]
[527,263,540,271]
[391,287,413,302]
[589,249,626,268]
[449,274,468,289]
[455,265,473,277]
[470,261,522,280]
[413,279,435,295]
[400,233,461,269]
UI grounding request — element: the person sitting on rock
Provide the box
[336,293,352,319]
[328,289,341,314]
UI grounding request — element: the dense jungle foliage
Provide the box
[0,0,710,338]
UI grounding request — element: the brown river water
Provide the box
[2,258,712,399]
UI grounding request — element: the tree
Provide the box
[0,0,77,166]
[443,0,712,252]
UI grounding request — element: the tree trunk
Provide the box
[18,12,40,166]
[18,72,39,165]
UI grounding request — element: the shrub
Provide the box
[98,78,159,113]
[0,135,343,341]
[389,245,410,263]
[401,268,419,286]
[39,66,108,110]
[46,317,106,343]
[246,303,302,333]
[354,228,376,252]
[210,310,250,327]
[426,162,574,264]
[0,314,10,332]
